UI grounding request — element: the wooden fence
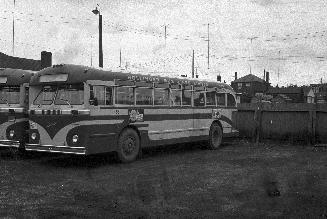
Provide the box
[234,103,327,144]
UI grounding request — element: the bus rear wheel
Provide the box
[208,123,223,150]
[116,128,140,163]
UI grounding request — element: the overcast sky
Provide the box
[1,0,327,85]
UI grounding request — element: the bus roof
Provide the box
[30,64,234,91]
[0,68,35,85]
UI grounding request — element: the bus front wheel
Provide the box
[208,123,223,150]
[116,128,140,163]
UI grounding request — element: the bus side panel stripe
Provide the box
[52,120,123,146]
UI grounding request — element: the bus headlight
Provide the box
[72,135,79,143]
[9,130,15,138]
[31,132,37,140]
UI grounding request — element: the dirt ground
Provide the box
[0,140,326,218]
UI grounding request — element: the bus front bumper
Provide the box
[25,144,86,155]
[0,140,20,148]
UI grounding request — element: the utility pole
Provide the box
[92,6,103,68]
[164,25,167,47]
[247,36,258,74]
[192,50,194,78]
[207,23,210,69]
[119,49,122,68]
[12,0,16,56]
[278,50,281,84]
[90,36,93,66]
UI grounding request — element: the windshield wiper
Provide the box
[60,98,72,108]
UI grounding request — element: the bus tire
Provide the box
[116,128,140,163]
[208,123,223,150]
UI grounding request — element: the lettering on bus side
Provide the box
[127,75,160,83]
[128,109,144,123]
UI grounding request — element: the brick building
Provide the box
[231,72,270,103]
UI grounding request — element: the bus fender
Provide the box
[212,119,223,129]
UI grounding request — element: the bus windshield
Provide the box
[0,86,20,104]
[34,84,84,106]
[55,84,84,105]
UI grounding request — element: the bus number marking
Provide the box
[212,109,221,119]
[129,109,144,123]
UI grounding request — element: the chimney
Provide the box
[266,71,270,83]
[217,75,221,82]
[264,69,266,80]
[41,51,52,69]
[234,72,237,80]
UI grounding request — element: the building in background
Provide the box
[231,71,270,103]
[0,51,52,71]
[303,87,315,103]
[266,86,305,103]
[310,83,327,104]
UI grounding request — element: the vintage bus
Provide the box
[0,68,34,150]
[25,64,238,162]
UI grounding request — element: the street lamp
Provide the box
[92,6,103,68]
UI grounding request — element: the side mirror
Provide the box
[89,98,98,106]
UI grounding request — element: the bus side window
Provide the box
[116,87,134,105]
[194,92,205,107]
[182,90,192,106]
[24,86,29,106]
[206,91,216,106]
[227,93,236,107]
[217,93,225,106]
[154,88,169,105]
[135,87,152,106]
[170,89,181,106]
[93,86,105,105]
[105,87,113,105]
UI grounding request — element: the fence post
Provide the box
[312,110,316,145]
[308,109,317,145]
[308,110,313,145]
[253,103,262,144]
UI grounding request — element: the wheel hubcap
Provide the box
[123,137,136,155]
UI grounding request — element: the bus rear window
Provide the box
[0,86,20,104]
[227,93,236,107]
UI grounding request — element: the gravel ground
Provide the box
[0,140,326,218]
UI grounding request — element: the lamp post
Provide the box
[92,6,103,68]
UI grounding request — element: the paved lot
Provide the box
[0,140,326,218]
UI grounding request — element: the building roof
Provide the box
[232,74,267,83]
[271,94,293,103]
[302,86,314,96]
[267,86,302,94]
[0,52,41,71]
